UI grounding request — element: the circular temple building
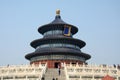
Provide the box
[25,10,91,68]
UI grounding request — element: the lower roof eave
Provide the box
[25,51,91,61]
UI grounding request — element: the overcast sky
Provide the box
[0,0,120,66]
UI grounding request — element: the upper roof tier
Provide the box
[38,10,78,35]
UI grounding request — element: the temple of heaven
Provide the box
[25,10,91,68]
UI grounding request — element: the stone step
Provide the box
[45,77,66,80]
[44,68,66,80]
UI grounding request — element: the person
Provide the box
[41,77,44,80]
[61,63,64,69]
[58,68,61,75]
[52,78,55,80]
[58,64,60,69]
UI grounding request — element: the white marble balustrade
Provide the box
[0,63,47,80]
[63,63,120,80]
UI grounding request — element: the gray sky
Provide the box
[0,0,120,65]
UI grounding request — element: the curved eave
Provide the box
[38,15,78,35]
[30,37,86,49]
[25,47,91,60]
[38,24,78,35]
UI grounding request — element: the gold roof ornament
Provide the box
[56,9,60,15]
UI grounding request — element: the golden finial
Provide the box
[56,9,60,15]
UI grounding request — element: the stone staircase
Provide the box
[43,68,66,80]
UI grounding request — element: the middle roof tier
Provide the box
[30,37,86,49]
